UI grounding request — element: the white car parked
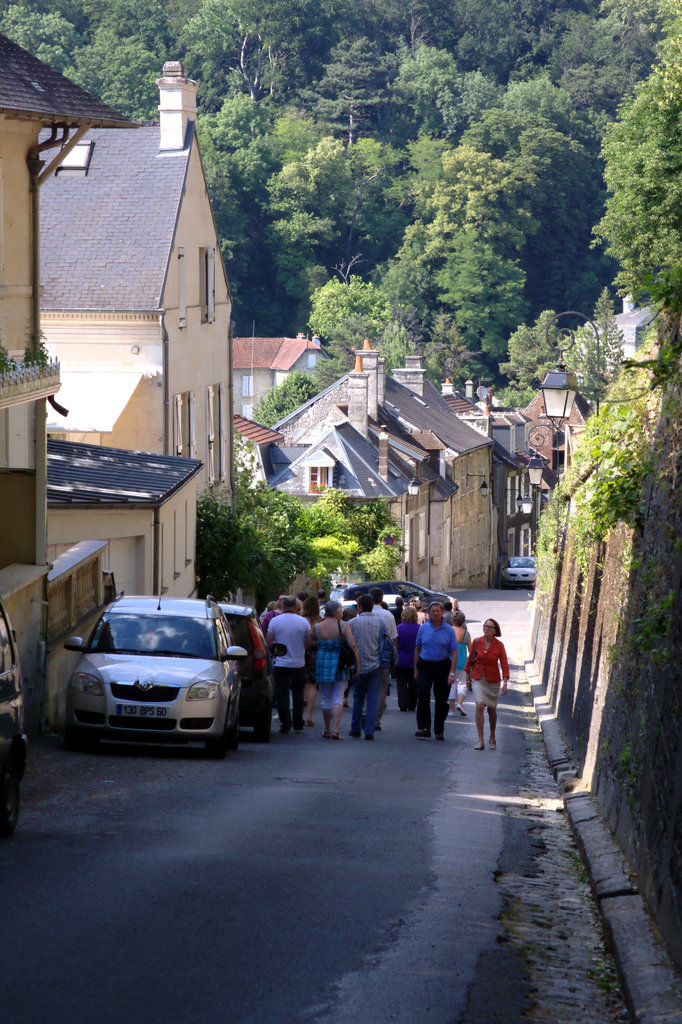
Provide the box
[64,596,246,758]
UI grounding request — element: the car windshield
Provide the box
[509,557,536,568]
[89,613,217,659]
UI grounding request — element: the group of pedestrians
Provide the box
[263,588,509,749]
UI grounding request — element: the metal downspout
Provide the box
[153,507,161,596]
[160,313,169,455]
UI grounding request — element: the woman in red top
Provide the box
[465,618,509,750]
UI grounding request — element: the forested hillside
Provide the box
[2,0,668,391]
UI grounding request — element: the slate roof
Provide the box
[47,438,202,507]
[233,336,323,371]
[40,124,192,311]
[233,414,283,446]
[382,376,492,456]
[0,33,132,127]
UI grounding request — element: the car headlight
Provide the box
[187,680,221,701]
[72,672,104,696]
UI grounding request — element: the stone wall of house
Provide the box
[528,388,682,971]
[276,378,350,442]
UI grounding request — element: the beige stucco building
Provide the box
[0,32,132,727]
[40,62,233,493]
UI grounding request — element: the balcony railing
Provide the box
[0,358,60,409]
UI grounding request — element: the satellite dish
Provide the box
[477,385,488,400]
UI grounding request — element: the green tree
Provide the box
[253,371,319,427]
[572,289,625,405]
[308,276,393,342]
[303,36,396,144]
[596,12,682,298]
[499,310,560,390]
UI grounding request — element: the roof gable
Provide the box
[233,336,322,371]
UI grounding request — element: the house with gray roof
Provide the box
[0,32,132,728]
[47,438,203,598]
[39,61,233,493]
[268,344,498,590]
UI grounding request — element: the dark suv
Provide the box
[329,580,451,609]
[219,604,274,742]
[0,598,25,836]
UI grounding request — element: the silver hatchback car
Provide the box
[500,556,538,589]
[64,596,246,758]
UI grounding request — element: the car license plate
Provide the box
[115,704,167,717]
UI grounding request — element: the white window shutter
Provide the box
[206,385,215,483]
[188,391,197,458]
[218,383,226,481]
[206,248,215,323]
[178,248,186,328]
[173,394,183,455]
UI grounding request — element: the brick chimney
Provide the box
[348,353,368,435]
[465,378,474,401]
[378,426,389,481]
[392,354,426,396]
[156,61,197,152]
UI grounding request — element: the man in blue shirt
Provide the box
[414,601,456,740]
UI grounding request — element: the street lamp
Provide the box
[540,356,578,426]
[527,452,544,488]
[543,309,602,418]
[408,477,420,496]
[516,493,533,515]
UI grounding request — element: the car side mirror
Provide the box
[64,637,85,652]
[226,645,248,660]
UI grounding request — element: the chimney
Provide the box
[465,378,474,401]
[378,426,389,481]
[441,378,454,396]
[377,356,386,406]
[156,61,197,152]
[359,338,379,420]
[392,354,426,396]
[624,295,636,313]
[347,357,369,436]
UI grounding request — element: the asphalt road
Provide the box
[2,588,535,1024]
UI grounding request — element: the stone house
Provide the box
[442,381,540,569]
[233,333,324,419]
[267,344,497,590]
[39,61,233,493]
[0,33,131,727]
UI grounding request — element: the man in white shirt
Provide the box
[266,595,311,734]
[370,587,398,728]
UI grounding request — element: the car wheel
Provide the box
[205,721,228,759]
[64,726,100,752]
[0,754,20,837]
[225,708,240,751]
[253,704,272,744]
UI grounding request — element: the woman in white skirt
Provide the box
[465,618,509,750]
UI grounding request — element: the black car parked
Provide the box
[0,598,25,835]
[219,604,274,742]
[329,580,451,609]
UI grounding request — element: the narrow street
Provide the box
[2,590,628,1024]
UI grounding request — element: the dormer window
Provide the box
[309,466,329,492]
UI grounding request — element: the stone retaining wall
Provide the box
[529,397,682,972]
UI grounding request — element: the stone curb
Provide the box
[524,658,682,1024]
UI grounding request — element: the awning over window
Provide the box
[46,370,145,433]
